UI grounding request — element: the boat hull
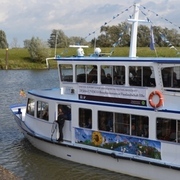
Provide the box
[12,113,180,180]
[26,133,180,180]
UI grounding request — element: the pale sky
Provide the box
[0,0,179,47]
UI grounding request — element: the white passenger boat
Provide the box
[10,4,180,180]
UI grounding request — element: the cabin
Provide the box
[26,54,180,148]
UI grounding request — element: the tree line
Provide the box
[0,22,180,62]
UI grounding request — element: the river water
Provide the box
[0,70,144,180]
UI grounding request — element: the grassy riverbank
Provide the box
[0,47,179,70]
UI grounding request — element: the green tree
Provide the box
[0,30,8,48]
[24,39,31,48]
[167,28,180,47]
[92,22,131,47]
[68,36,87,46]
[97,25,112,47]
[27,37,51,62]
[48,29,68,48]
[89,20,180,48]
[137,25,150,47]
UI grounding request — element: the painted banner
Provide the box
[75,128,161,160]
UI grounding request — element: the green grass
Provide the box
[0,48,57,69]
[55,46,180,57]
[0,47,179,70]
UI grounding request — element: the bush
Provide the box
[27,37,51,63]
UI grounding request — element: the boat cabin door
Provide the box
[56,104,72,141]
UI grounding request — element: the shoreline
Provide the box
[0,165,20,180]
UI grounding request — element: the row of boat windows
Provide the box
[79,108,149,137]
[80,108,180,143]
[26,99,71,121]
[59,64,180,88]
[27,98,180,143]
[27,99,49,120]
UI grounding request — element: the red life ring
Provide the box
[149,91,164,108]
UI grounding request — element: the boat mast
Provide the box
[128,3,140,58]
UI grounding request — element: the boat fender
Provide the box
[148,90,164,108]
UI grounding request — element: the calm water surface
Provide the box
[0,70,144,180]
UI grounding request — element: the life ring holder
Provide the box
[149,91,164,108]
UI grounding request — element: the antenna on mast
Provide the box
[94,34,97,53]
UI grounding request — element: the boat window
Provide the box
[76,65,86,83]
[129,66,155,87]
[59,64,73,82]
[161,67,180,88]
[100,65,125,85]
[157,118,177,142]
[98,111,113,131]
[98,111,149,137]
[57,104,71,120]
[79,108,92,128]
[87,65,97,83]
[115,113,130,135]
[115,113,149,137]
[131,115,149,137]
[26,98,35,116]
[37,101,49,121]
[76,65,97,83]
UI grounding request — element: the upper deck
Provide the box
[43,3,180,111]
[46,55,179,112]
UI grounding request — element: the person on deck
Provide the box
[56,107,67,142]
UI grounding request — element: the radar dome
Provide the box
[94,48,101,56]
[77,47,84,57]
